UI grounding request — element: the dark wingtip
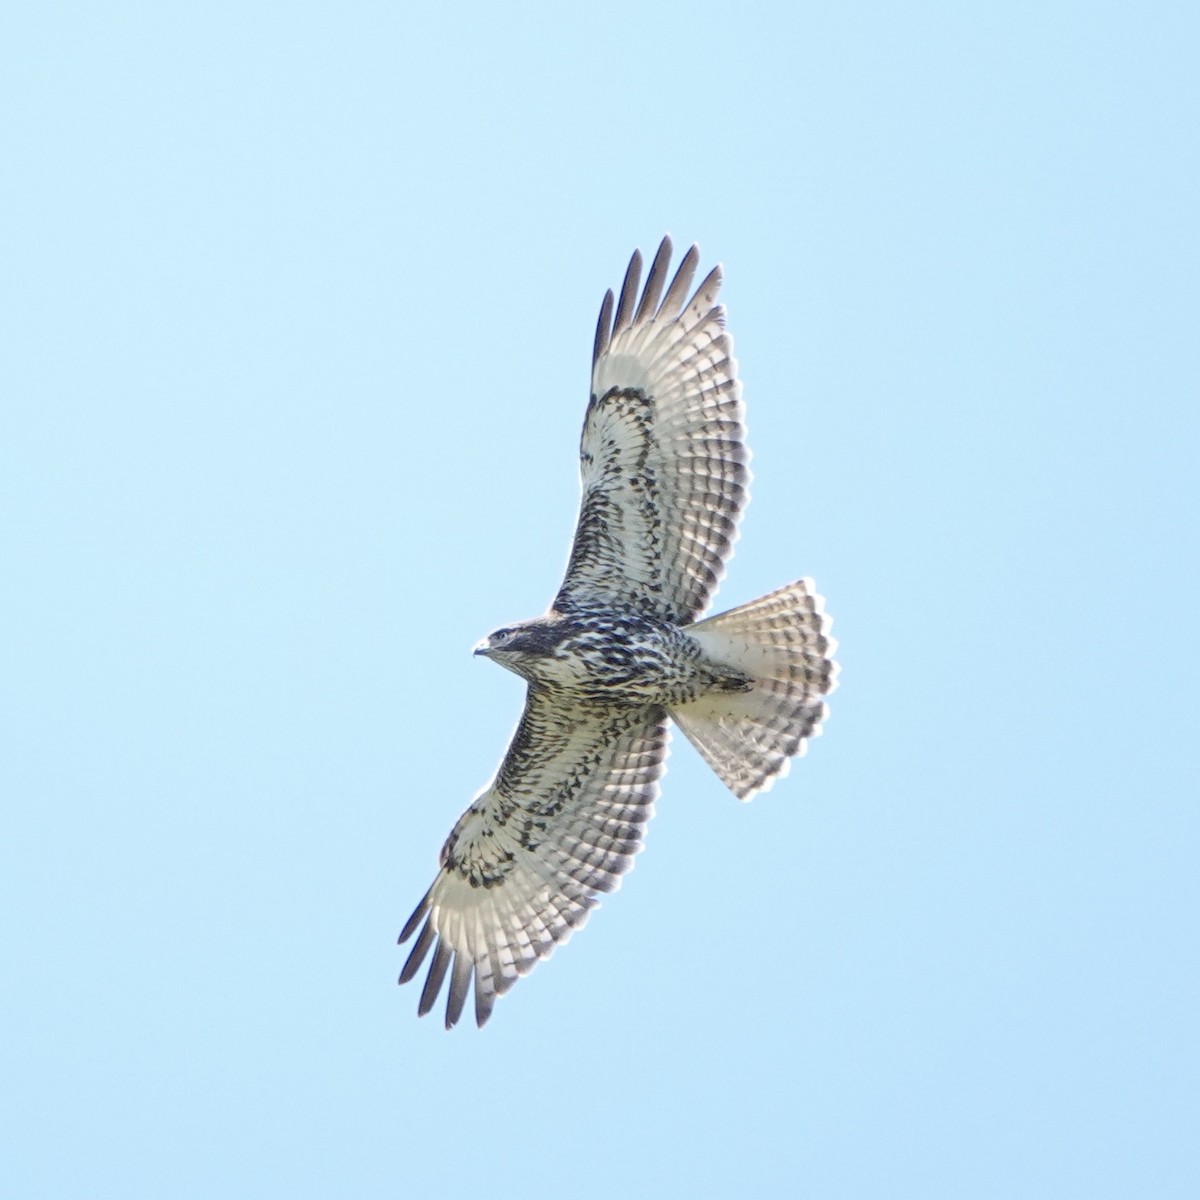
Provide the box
[473,957,498,1027]
[660,244,700,318]
[611,247,643,338]
[635,236,673,323]
[398,917,436,985]
[418,941,452,1017]
[593,288,614,366]
[445,954,472,1029]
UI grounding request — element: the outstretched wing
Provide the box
[398,693,669,1028]
[554,237,749,624]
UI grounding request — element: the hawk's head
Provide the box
[474,619,563,679]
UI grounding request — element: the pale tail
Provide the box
[670,579,837,800]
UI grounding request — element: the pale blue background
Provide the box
[3,2,1197,1197]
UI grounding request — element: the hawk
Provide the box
[399,238,837,1027]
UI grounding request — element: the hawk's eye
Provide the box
[493,628,513,643]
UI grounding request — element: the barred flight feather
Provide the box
[558,235,748,624]
[399,697,668,1028]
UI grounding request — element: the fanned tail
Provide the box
[670,579,837,800]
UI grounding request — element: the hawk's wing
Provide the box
[554,237,749,624]
[398,693,668,1028]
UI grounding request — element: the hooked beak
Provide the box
[473,637,492,657]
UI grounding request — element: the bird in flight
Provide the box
[399,238,836,1028]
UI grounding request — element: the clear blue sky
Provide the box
[3,3,1197,1197]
